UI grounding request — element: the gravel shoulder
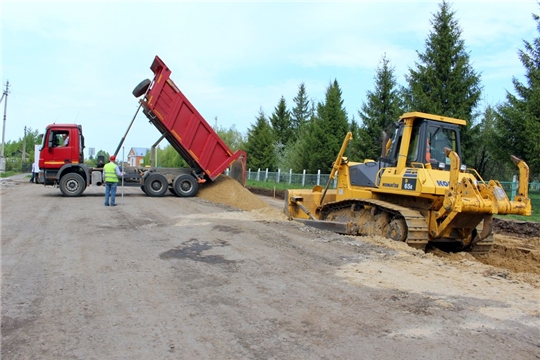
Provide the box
[1,176,539,359]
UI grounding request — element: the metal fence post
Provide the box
[511,174,517,199]
[302,169,306,187]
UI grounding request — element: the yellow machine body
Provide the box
[285,112,532,253]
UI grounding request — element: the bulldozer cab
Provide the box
[383,112,463,171]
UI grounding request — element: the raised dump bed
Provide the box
[133,55,246,185]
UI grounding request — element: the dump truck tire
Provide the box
[59,173,86,197]
[133,79,151,98]
[144,173,168,197]
[173,174,198,197]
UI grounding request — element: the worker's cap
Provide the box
[110,155,116,161]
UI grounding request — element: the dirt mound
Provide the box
[198,175,271,211]
[493,218,540,237]
[473,234,540,275]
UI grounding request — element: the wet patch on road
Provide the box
[160,238,235,265]
[213,224,243,234]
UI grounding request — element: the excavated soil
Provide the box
[197,176,288,221]
[199,176,270,211]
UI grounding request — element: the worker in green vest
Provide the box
[104,155,124,206]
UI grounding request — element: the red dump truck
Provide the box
[38,56,246,197]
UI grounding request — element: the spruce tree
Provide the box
[304,80,349,173]
[348,117,363,161]
[355,54,403,161]
[245,108,278,171]
[269,96,293,146]
[291,83,311,141]
[403,0,482,165]
[494,6,540,179]
[279,86,316,172]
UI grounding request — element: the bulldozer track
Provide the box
[321,199,430,251]
[367,199,430,251]
[469,236,494,256]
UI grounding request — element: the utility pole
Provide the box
[22,126,27,163]
[0,80,9,173]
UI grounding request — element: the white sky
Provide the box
[1,0,538,159]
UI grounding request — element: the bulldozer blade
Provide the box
[294,218,357,235]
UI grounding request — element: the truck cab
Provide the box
[39,124,89,192]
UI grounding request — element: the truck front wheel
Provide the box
[173,174,198,197]
[144,174,168,197]
[59,173,86,197]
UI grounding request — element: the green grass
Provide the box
[0,171,18,178]
[246,179,312,190]
[496,190,540,222]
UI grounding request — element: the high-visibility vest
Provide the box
[104,162,118,183]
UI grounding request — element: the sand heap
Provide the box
[197,175,272,211]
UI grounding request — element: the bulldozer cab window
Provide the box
[384,126,403,166]
[427,126,457,165]
[406,124,421,164]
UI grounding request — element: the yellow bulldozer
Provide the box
[285,112,532,254]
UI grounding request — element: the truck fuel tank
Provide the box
[92,171,103,186]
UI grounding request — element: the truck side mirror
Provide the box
[96,155,105,168]
[48,132,55,148]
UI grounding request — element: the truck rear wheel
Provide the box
[173,174,198,197]
[59,173,86,197]
[144,174,168,197]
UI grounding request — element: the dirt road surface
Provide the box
[2,176,539,359]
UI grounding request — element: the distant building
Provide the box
[128,147,150,167]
